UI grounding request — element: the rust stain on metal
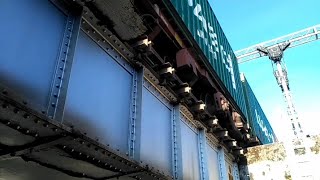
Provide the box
[93,0,147,40]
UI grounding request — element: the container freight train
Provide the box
[0,0,273,179]
[241,73,277,144]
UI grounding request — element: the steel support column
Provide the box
[198,129,209,180]
[172,105,183,180]
[218,148,228,180]
[129,68,144,160]
[47,7,83,121]
[233,162,240,180]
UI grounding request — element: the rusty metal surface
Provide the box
[88,0,147,40]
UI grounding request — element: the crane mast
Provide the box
[235,24,320,139]
[256,42,303,138]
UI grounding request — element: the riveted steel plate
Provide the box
[63,30,133,154]
[0,90,170,180]
[139,86,173,176]
[180,117,201,180]
[0,0,67,112]
[206,143,220,180]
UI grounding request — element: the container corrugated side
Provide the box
[241,73,276,144]
[165,0,247,119]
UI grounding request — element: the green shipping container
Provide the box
[164,0,247,119]
[241,73,276,144]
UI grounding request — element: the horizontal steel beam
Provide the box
[235,24,320,63]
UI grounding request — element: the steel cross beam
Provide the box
[235,24,320,63]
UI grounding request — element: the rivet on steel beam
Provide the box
[2,104,8,108]
[86,155,90,159]
[13,108,19,114]
[34,119,39,123]
[79,152,82,155]
[104,163,108,166]
[71,149,74,152]
[43,124,49,128]
[16,126,21,130]
[51,103,56,107]
[92,157,95,160]
[6,121,11,125]
[25,130,30,134]
[63,146,66,149]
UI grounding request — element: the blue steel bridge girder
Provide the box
[0,0,242,179]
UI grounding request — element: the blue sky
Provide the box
[209,0,320,141]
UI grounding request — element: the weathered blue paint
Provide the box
[0,0,67,112]
[172,106,183,180]
[0,1,243,179]
[180,118,201,180]
[140,82,173,176]
[206,143,220,180]
[63,30,133,154]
